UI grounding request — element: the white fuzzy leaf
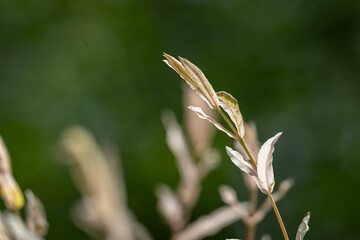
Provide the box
[296,212,310,240]
[217,91,245,137]
[188,106,235,139]
[256,132,282,194]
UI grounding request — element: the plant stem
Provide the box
[217,106,289,240]
[268,193,289,240]
[216,107,257,169]
[245,187,258,240]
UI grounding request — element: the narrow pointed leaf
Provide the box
[225,146,262,191]
[179,57,219,109]
[188,106,235,139]
[0,137,25,210]
[217,91,245,137]
[179,57,218,107]
[163,53,195,87]
[225,146,255,175]
[257,132,282,194]
[296,212,310,240]
[163,53,217,109]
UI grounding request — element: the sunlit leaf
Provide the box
[163,53,195,88]
[163,53,219,109]
[0,137,25,210]
[225,146,255,175]
[188,106,235,139]
[296,212,310,240]
[217,91,245,137]
[179,57,219,108]
[226,146,262,191]
[256,132,282,194]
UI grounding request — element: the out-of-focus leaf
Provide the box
[0,137,24,210]
[296,212,310,240]
[155,184,185,232]
[188,106,235,139]
[217,91,245,137]
[257,132,282,194]
[1,212,42,240]
[183,86,217,157]
[25,190,48,237]
[163,53,219,109]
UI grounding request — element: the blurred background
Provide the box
[0,0,360,239]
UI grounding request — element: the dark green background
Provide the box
[1,0,359,239]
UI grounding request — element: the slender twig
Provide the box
[216,107,257,169]
[245,187,257,240]
[268,193,289,240]
[216,106,289,240]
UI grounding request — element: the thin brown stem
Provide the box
[245,187,258,240]
[268,193,289,240]
[217,105,289,240]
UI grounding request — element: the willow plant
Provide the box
[163,53,310,240]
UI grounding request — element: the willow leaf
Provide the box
[296,212,310,240]
[257,132,282,194]
[179,57,219,109]
[188,106,235,139]
[164,54,216,109]
[217,91,245,137]
[225,146,255,175]
[163,53,195,88]
[226,146,262,190]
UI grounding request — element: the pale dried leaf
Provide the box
[161,111,199,209]
[219,185,238,205]
[183,86,216,156]
[257,132,282,194]
[188,106,235,139]
[2,212,42,240]
[0,175,24,210]
[226,146,262,191]
[163,53,219,109]
[198,148,220,179]
[0,137,24,210]
[179,57,219,109]
[225,147,255,175]
[25,190,48,237]
[172,206,241,240]
[61,126,135,240]
[155,184,185,231]
[261,234,272,240]
[217,91,245,137]
[296,212,310,240]
[0,233,10,240]
[0,137,11,173]
[163,53,195,87]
